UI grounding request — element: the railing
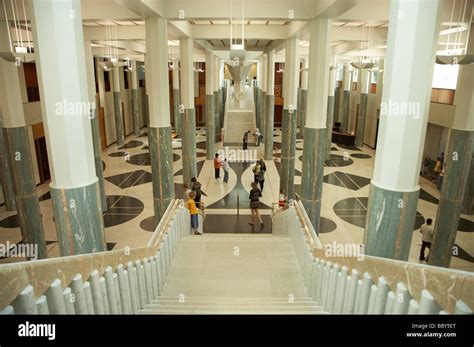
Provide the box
[0,199,190,314]
[272,201,474,314]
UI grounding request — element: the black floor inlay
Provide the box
[323,171,370,191]
[0,214,19,228]
[331,147,338,151]
[207,162,271,209]
[105,170,152,189]
[350,153,372,159]
[337,144,361,151]
[103,195,144,228]
[333,197,425,230]
[453,243,474,263]
[109,151,128,157]
[127,153,150,166]
[197,152,206,157]
[196,142,206,150]
[273,160,302,177]
[140,215,156,232]
[419,189,439,205]
[204,214,272,234]
[174,160,205,178]
[138,132,148,138]
[459,218,474,232]
[296,133,303,140]
[142,145,149,150]
[39,191,51,201]
[118,141,143,150]
[324,154,354,167]
[319,217,337,234]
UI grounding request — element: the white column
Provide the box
[179,37,195,109]
[284,38,299,110]
[343,64,352,91]
[262,54,268,94]
[301,57,309,91]
[131,60,138,90]
[267,52,275,96]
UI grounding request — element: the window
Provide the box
[432,63,459,90]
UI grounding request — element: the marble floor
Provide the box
[0,126,472,272]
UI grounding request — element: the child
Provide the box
[187,191,200,235]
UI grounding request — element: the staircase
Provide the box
[140,234,325,314]
[223,85,257,145]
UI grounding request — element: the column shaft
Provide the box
[172,61,181,137]
[0,120,16,211]
[113,66,124,146]
[265,51,275,160]
[326,67,336,160]
[341,64,351,133]
[205,52,215,159]
[355,69,370,148]
[131,60,140,137]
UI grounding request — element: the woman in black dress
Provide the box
[249,182,263,229]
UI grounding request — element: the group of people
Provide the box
[183,177,207,235]
[421,152,445,191]
[214,153,230,183]
[242,129,264,150]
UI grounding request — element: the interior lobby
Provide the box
[0,0,473,316]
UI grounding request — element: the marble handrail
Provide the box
[274,203,474,314]
[0,199,189,312]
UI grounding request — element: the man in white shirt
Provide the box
[419,218,434,262]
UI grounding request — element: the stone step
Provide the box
[153,296,314,304]
[140,308,326,314]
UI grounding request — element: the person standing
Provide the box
[249,182,264,229]
[252,162,260,183]
[222,158,230,183]
[182,183,192,202]
[258,167,265,191]
[243,130,250,150]
[254,128,263,146]
[419,218,434,262]
[191,177,207,209]
[214,153,221,179]
[187,191,200,235]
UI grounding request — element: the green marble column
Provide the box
[90,109,107,212]
[113,91,124,146]
[355,93,368,148]
[364,183,419,260]
[51,180,105,256]
[144,95,150,127]
[341,90,350,133]
[299,90,307,138]
[301,127,327,232]
[218,88,224,139]
[255,87,260,129]
[461,149,473,215]
[264,94,274,160]
[429,129,473,267]
[132,89,140,137]
[222,86,227,108]
[0,124,15,211]
[172,89,181,137]
[326,95,335,160]
[182,108,197,186]
[149,126,174,226]
[280,109,297,200]
[206,94,215,159]
[214,91,220,142]
[333,87,341,123]
[3,127,47,258]
[260,91,267,133]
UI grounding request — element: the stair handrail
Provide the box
[0,199,183,310]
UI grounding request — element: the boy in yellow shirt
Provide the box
[187,191,200,235]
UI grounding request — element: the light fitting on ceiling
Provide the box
[436,0,473,65]
[351,21,377,70]
[230,0,245,50]
[105,22,119,63]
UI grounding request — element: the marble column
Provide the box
[179,37,197,186]
[205,52,215,159]
[0,59,47,258]
[341,64,351,133]
[280,38,299,200]
[219,60,225,135]
[299,57,308,137]
[0,119,16,211]
[255,61,261,129]
[145,17,175,226]
[264,51,275,160]
[260,55,267,136]
[172,60,181,138]
[30,0,106,256]
[429,57,474,267]
[300,19,331,231]
[355,69,370,148]
[363,0,442,260]
[326,66,336,160]
[131,60,141,137]
[84,41,107,212]
[461,146,474,215]
[112,66,124,146]
[213,56,220,142]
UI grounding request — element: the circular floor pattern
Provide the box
[0,214,19,228]
[173,153,181,162]
[108,151,128,157]
[459,218,474,232]
[319,217,337,234]
[103,195,144,228]
[333,197,425,230]
[127,153,150,166]
[118,140,144,149]
[324,154,354,167]
[350,153,372,159]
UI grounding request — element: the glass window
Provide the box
[432,63,459,89]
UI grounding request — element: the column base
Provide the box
[51,180,105,256]
[300,127,327,232]
[149,126,174,227]
[280,108,297,200]
[364,183,419,260]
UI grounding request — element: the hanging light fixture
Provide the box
[351,21,376,69]
[230,0,245,50]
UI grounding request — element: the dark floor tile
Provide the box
[453,244,474,263]
[0,214,19,228]
[39,191,51,201]
[174,160,205,178]
[118,140,144,149]
[127,153,151,166]
[108,151,128,157]
[350,153,372,159]
[419,189,439,205]
[345,172,371,189]
[333,172,359,190]
[333,197,366,210]
[203,214,272,234]
[319,217,337,234]
[459,218,474,232]
[338,144,361,151]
